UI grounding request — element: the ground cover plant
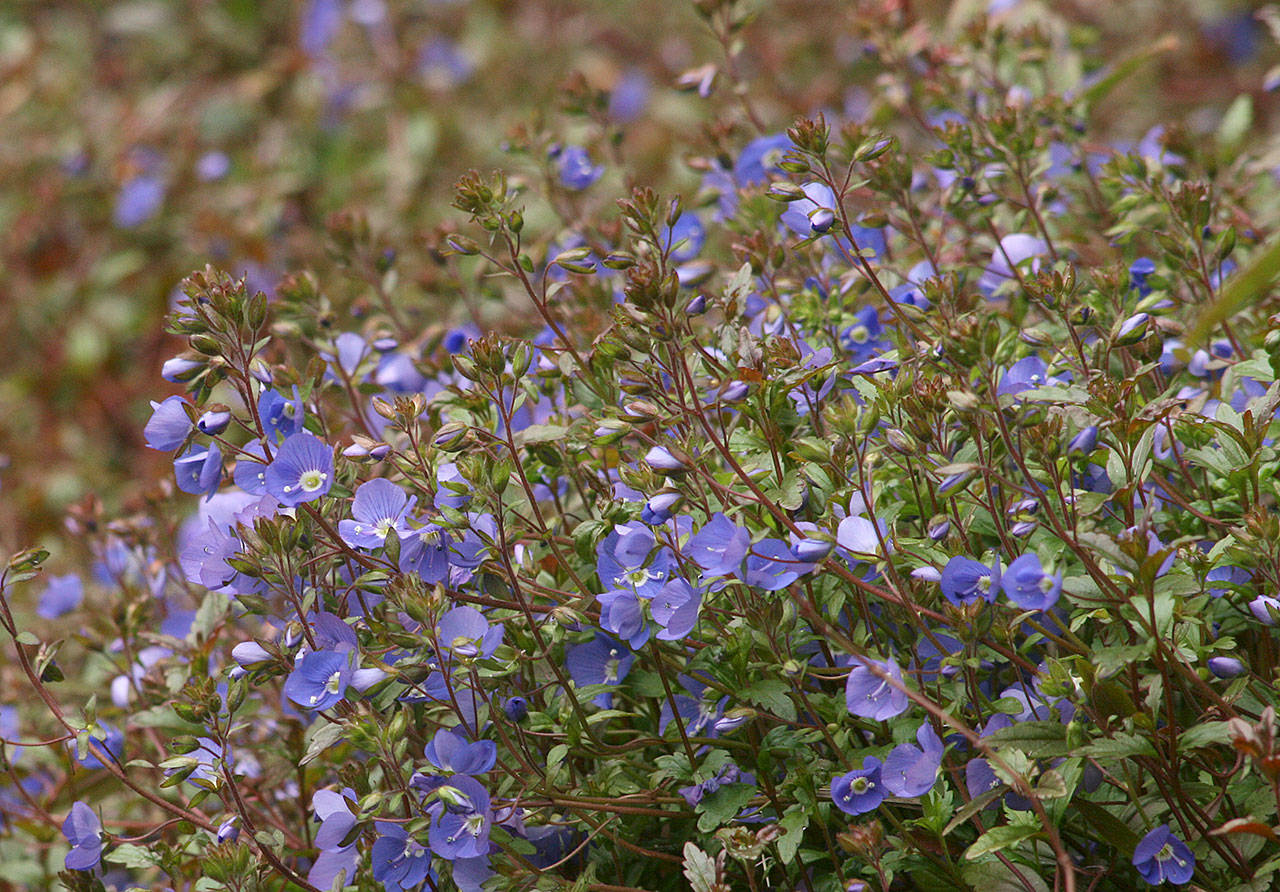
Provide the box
[6,1,1280,891]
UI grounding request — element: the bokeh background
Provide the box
[1,0,1276,557]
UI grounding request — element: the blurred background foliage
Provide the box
[0,0,1277,560]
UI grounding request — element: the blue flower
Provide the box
[651,578,702,641]
[745,538,813,590]
[428,775,491,860]
[685,513,750,578]
[436,606,504,660]
[75,722,124,770]
[1250,595,1280,625]
[781,182,838,236]
[283,613,358,710]
[556,146,603,190]
[301,0,342,57]
[339,478,416,549]
[144,395,192,451]
[196,151,230,182]
[1129,257,1157,295]
[664,212,706,262]
[845,658,909,720]
[997,356,1060,396]
[37,574,83,619]
[372,822,436,890]
[62,801,102,870]
[596,589,649,648]
[940,556,1000,606]
[881,723,944,798]
[174,443,222,499]
[259,387,305,440]
[597,522,670,598]
[836,513,892,559]
[1000,553,1062,611]
[565,633,634,708]
[264,432,333,506]
[435,462,470,510]
[308,788,360,890]
[114,175,165,228]
[424,729,496,777]
[831,757,886,815]
[979,233,1047,296]
[734,133,794,186]
[1133,824,1195,885]
[399,523,450,585]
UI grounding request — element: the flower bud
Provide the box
[197,407,232,436]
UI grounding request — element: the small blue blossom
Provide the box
[437,606,504,660]
[831,757,886,815]
[62,801,102,871]
[144,395,192,451]
[424,729,496,777]
[37,574,83,619]
[264,432,333,506]
[651,578,702,641]
[845,657,909,720]
[174,443,222,499]
[556,146,603,190]
[114,175,165,228]
[372,822,436,890]
[565,633,633,708]
[734,133,794,186]
[427,775,491,860]
[1208,656,1246,678]
[1133,824,1195,885]
[259,387,305,440]
[940,556,1000,605]
[1000,553,1062,610]
[881,723,944,798]
[339,478,416,549]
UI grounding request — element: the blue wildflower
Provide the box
[144,395,192,451]
[372,822,436,890]
[37,574,83,619]
[339,478,416,549]
[845,658,909,720]
[424,729,496,777]
[174,443,222,499]
[940,556,1000,605]
[1000,553,1062,611]
[1133,824,1195,885]
[437,606,504,660]
[428,775,491,860]
[566,633,634,708]
[264,432,333,506]
[831,757,886,815]
[62,801,102,870]
[556,146,603,190]
[881,723,944,798]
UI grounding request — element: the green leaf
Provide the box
[775,804,810,863]
[1079,733,1156,761]
[960,859,1051,892]
[517,424,570,446]
[301,721,346,766]
[984,721,1072,758]
[1187,231,1280,347]
[1074,800,1140,854]
[965,822,1041,859]
[695,783,755,832]
[106,843,161,869]
[1179,720,1231,752]
[682,842,718,892]
[742,679,797,722]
